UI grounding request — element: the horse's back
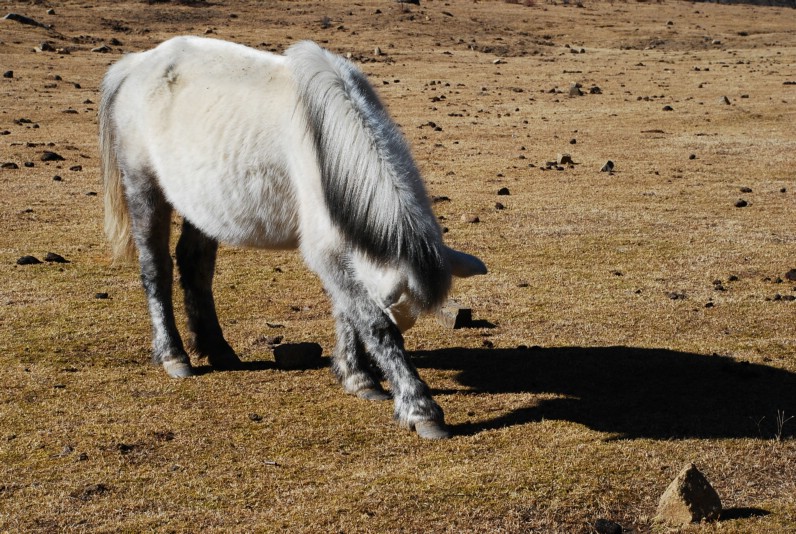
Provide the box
[106,37,303,249]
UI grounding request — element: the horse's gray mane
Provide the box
[285,41,450,310]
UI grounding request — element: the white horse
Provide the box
[99,36,486,439]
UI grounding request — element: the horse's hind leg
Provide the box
[124,174,193,378]
[332,315,390,401]
[175,219,241,370]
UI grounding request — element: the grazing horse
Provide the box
[99,36,486,439]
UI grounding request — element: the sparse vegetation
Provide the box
[1,0,794,531]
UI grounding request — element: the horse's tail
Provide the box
[98,58,136,262]
[285,41,451,311]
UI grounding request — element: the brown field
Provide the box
[1,0,795,532]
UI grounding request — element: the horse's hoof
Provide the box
[414,420,451,440]
[163,360,195,378]
[209,353,243,370]
[356,388,391,401]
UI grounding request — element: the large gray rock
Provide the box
[656,463,722,525]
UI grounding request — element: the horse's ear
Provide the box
[443,246,487,278]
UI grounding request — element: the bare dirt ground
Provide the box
[1,0,795,532]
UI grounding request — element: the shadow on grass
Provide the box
[411,346,796,440]
[720,507,771,520]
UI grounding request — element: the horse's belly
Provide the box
[165,165,300,250]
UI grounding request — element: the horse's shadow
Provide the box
[411,346,796,440]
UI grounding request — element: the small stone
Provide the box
[374,46,382,56]
[91,45,112,53]
[41,151,65,162]
[16,256,42,265]
[3,71,12,78]
[435,299,472,329]
[712,39,721,45]
[47,8,56,15]
[593,518,623,534]
[785,269,796,282]
[248,413,263,422]
[24,162,34,168]
[69,165,82,172]
[734,199,748,208]
[53,175,62,181]
[662,105,674,111]
[739,187,752,193]
[44,252,69,263]
[557,153,574,165]
[36,41,55,52]
[689,154,696,160]
[497,187,510,196]
[720,95,731,105]
[589,85,602,94]
[600,160,614,172]
[109,38,123,46]
[273,342,323,370]
[2,162,19,169]
[667,291,687,300]
[495,202,505,210]
[568,83,583,97]
[94,292,109,299]
[461,214,480,223]
[656,463,722,526]
[570,138,577,144]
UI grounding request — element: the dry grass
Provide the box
[1,0,795,532]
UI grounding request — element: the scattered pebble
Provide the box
[734,199,748,208]
[557,153,574,165]
[2,162,19,169]
[662,105,674,111]
[497,187,510,196]
[461,214,480,223]
[92,45,112,53]
[274,342,323,370]
[16,255,42,265]
[94,292,109,299]
[41,151,64,162]
[3,71,12,78]
[740,186,752,193]
[495,202,505,210]
[44,252,69,263]
[720,95,731,105]
[600,160,614,173]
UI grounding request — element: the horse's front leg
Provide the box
[331,313,390,401]
[124,178,193,378]
[176,219,241,370]
[320,267,448,439]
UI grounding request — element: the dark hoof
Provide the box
[163,360,195,378]
[414,420,451,440]
[356,388,391,401]
[208,351,243,370]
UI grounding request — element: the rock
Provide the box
[593,518,623,534]
[44,252,69,263]
[91,45,112,53]
[3,70,12,78]
[600,160,614,172]
[656,463,722,526]
[41,151,64,162]
[273,342,322,370]
[461,214,480,223]
[735,199,748,208]
[720,95,731,105]
[662,105,674,111]
[2,162,19,169]
[740,187,752,193]
[94,292,109,299]
[3,13,49,29]
[374,46,382,56]
[436,299,472,329]
[53,175,62,181]
[495,202,505,210]
[568,83,583,97]
[35,41,55,53]
[785,269,796,282]
[589,85,602,94]
[557,153,574,165]
[689,154,696,160]
[16,255,42,265]
[497,187,510,195]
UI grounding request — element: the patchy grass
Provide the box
[1,0,795,532]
